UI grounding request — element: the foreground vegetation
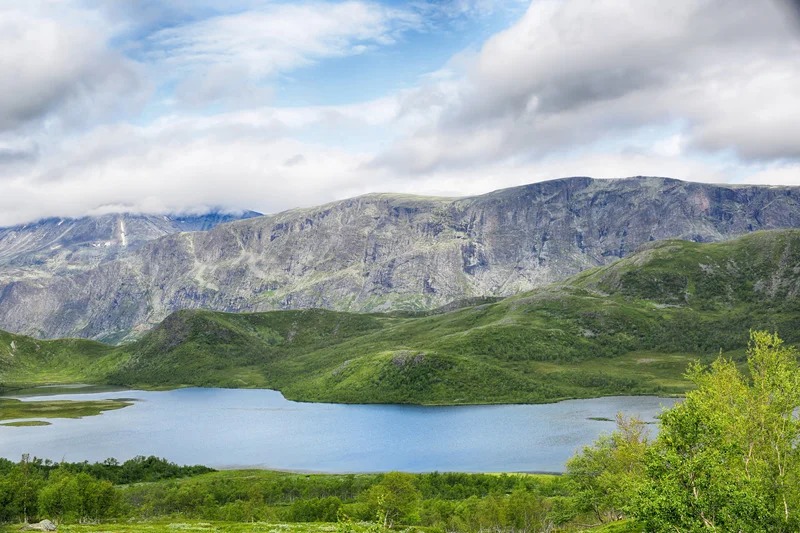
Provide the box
[1,331,797,532]
[0,454,591,532]
[0,456,641,532]
[0,521,356,533]
[565,331,800,532]
[1,230,798,405]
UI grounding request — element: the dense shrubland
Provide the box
[0,458,572,531]
[0,456,213,523]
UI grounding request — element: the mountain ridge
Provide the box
[0,176,799,341]
[0,210,262,281]
[1,229,798,404]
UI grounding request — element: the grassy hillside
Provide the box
[0,330,120,386]
[2,230,799,404]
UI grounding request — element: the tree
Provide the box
[365,472,420,527]
[565,414,649,524]
[6,455,45,523]
[635,331,800,532]
[39,470,79,523]
[75,472,119,521]
[507,488,553,533]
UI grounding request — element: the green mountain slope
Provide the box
[0,330,120,388]
[2,230,799,404]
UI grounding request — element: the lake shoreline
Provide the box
[0,388,676,473]
[0,381,685,407]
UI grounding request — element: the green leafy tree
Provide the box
[37,469,120,523]
[507,488,553,532]
[76,472,119,521]
[365,472,420,527]
[565,414,649,524]
[0,470,20,522]
[635,331,800,532]
[38,469,79,523]
[7,455,45,523]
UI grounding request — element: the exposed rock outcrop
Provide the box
[0,176,798,341]
[20,520,56,531]
[0,211,261,282]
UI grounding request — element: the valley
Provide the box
[1,228,797,405]
[0,183,797,533]
[5,0,800,528]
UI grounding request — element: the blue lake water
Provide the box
[0,388,677,473]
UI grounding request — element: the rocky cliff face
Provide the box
[0,211,261,283]
[0,176,798,342]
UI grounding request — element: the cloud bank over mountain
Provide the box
[0,0,797,226]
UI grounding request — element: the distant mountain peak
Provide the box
[0,209,262,276]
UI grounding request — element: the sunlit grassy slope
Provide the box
[1,230,798,404]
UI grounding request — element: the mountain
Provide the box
[2,229,799,404]
[0,211,262,284]
[0,176,799,342]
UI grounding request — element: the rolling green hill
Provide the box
[2,230,799,404]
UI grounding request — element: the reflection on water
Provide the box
[0,387,678,473]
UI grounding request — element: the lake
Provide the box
[0,387,677,473]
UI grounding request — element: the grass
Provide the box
[1,521,353,533]
[0,518,639,533]
[0,398,132,421]
[0,229,798,405]
[577,520,643,532]
[0,420,51,427]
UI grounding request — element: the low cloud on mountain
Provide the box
[0,0,797,226]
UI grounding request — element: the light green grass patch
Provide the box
[0,398,132,421]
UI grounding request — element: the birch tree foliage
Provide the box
[635,331,800,533]
[565,414,649,524]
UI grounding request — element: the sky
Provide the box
[1,0,799,225]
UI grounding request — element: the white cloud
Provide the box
[146,1,421,107]
[372,0,800,172]
[0,101,788,227]
[369,150,741,200]
[0,0,798,227]
[0,2,147,133]
[741,163,800,186]
[0,107,379,225]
